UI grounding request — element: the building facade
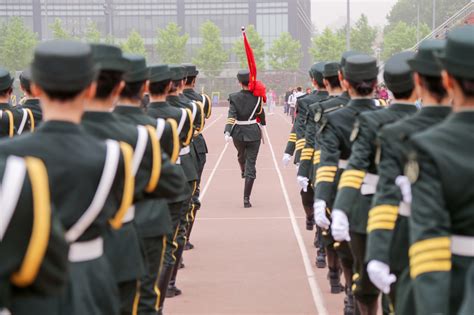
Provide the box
[0,0,314,70]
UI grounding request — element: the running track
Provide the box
[167,107,344,315]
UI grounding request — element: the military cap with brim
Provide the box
[384,51,415,93]
[183,64,199,77]
[435,25,474,79]
[31,40,97,92]
[123,53,149,83]
[19,69,32,90]
[149,65,172,83]
[344,55,378,82]
[0,68,14,91]
[237,69,250,83]
[91,43,129,72]
[323,62,340,78]
[169,65,186,81]
[407,39,445,76]
[310,62,326,82]
[340,50,362,68]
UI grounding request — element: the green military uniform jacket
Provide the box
[314,98,378,211]
[333,103,417,233]
[408,110,474,315]
[0,103,17,138]
[0,121,132,315]
[81,111,185,283]
[292,90,329,163]
[113,105,186,238]
[298,92,349,182]
[284,93,311,159]
[183,88,210,157]
[17,99,42,133]
[0,155,68,311]
[224,89,266,142]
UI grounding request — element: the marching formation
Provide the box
[283,25,474,315]
[0,40,211,315]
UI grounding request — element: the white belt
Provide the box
[338,159,348,169]
[361,173,379,195]
[451,235,474,257]
[398,201,411,217]
[235,120,257,125]
[68,237,104,262]
[180,146,190,156]
[122,205,135,223]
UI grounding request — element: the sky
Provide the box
[311,0,398,32]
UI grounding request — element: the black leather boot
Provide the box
[239,163,246,178]
[316,247,327,268]
[244,177,255,208]
[344,286,355,315]
[328,268,344,294]
[157,264,174,308]
[305,212,315,231]
[167,243,184,297]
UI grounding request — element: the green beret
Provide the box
[237,69,250,83]
[323,62,340,78]
[340,51,362,69]
[123,54,149,83]
[435,25,474,79]
[408,40,445,77]
[183,64,199,77]
[343,55,378,82]
[31,40,97,92]
[384,51,415,94]
[148,65,171,83]
[168,65,186,81]
[91,43,129,72]
[0,68,14,91]
[19,69,32,90]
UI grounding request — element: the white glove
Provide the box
[224,132,232,143]
[282,153,292,167]
[297,176,309,192]
[396,175,412,204]
[314,199,330,229]
[367,260,397,294]
[331,209,351,241]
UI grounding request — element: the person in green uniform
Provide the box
[0,39,134,315]
[329,52,418,314]
[224,69,266,208]
[0,155,68,315]
[314,54,379,315]
[82,43,185,315]
[17,69,42,133]
[113,54,185,315]
[182,63,211,251]
[0,68,17,137]
[407,25,474,315]
[365,39,450,315]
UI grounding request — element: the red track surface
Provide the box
[167,107,344,315]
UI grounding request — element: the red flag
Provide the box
[242,27,267,102]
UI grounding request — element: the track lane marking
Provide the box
[263,126,328,315]
[202,114,223,133]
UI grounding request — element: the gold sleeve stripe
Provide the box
[26,108,35,132]
[166,119,180,163]
[409,237,451,257]
[367,221,397,232]
[145,126,162,193]
[302,148,314,154]
[369,205,398,217]
[410,261,451,279]
[338,170,366,189]
[313,157,321,165]
[318,166,338,173]
[300,156,312,161]
[296,139,306,144]
[341,170,365,179]
[184,108,193,146]
[410,249,451,268]
[109,142,135,230]
[5,110,14,137]
[288,139,296,143]
[316,177,335,183]
[11,157,51,287]
[317,170,337,177]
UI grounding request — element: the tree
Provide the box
[50,18,72,40]
[309,27,345,62]
[121,29,147,57]
[84,21,101,43]
[351,14,377,54]
[193,20,228,78]
[267,32,302,71]
[232,25,266,70]
[156,22,189,63]
[0,17,37,71]
[382,21,430,60]
[386,0,470,32]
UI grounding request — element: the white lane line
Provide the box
[202,114,223,133]
[197,216,305,220]
[263,126,328,315]
[277,112,293,125]
[200,142,229,201]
